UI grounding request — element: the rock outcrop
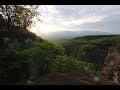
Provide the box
[1,37,35,49]
[101,47,120,83]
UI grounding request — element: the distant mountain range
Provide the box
[39,30,116,41]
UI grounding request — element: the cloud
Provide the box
[31,5,120,34]
[60,15,106,27]
[78,14,120,33]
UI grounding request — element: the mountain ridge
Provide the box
[39,30,115,41]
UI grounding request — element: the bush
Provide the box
[49,55,96,77]
[0,49,31,84]
[0,41,64,83]
[16,41,64,75]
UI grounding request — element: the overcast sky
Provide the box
[31,5,120,34]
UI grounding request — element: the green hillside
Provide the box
[60,35,120,70]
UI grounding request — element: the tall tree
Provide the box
[0,5,40,29]
[15,5,39,29]
[0,5,17,29]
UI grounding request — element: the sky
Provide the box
[30,5,120,35]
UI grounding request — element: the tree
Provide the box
[13,5,39,29]
[0,5,40,29]
[0,5,17,29]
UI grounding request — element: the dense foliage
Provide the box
[0,41,64,84]
[49,55,96,77]
[59,35,120,70]
[0,38,98,84]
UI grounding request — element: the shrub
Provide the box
[0,41,64,83]
[49,55,96,77]
[18,42,64,75]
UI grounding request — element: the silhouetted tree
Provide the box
[0,5,39,29]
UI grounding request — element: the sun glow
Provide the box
[31,23,50,34]
[30,21,61,35]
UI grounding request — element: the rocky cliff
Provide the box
[101,47,120,83]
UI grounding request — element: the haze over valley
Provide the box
[39,30,115,41]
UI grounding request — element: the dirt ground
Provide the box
[15,72,119,85]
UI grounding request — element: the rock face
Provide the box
[101,47,120,83]
[63,39,113,70]
[1,37,34,49]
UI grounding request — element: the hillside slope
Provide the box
[58,35,120,83]
[40,30,113,41]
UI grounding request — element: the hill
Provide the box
[40,30,115,41]
[58,35,120,83]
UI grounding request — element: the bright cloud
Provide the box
[60,16,106,26]
[30,5,120,34]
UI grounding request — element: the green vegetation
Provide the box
[0,39,97,84]
[0,41,64,83]
[49,55,95,77]
[59,35,120,70]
